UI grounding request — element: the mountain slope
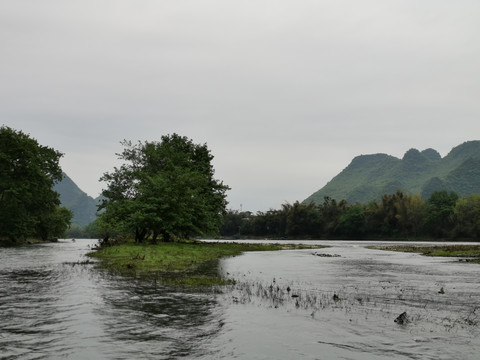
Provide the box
[304,141,480,204]
[54,173,99,226]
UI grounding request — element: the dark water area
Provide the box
[0,240,224,359]
[1,239,480,359]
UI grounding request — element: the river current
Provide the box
[1,239,479,359]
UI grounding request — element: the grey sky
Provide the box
[1,1,479,212]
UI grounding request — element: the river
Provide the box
[1,239,479,359]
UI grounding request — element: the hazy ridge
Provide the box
[304,140,480,204]
[54,173,101,226]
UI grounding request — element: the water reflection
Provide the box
[0,240,223,359]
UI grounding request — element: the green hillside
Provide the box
[304,141,480,205]
[54,173,99,226]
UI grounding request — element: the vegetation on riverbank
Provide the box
[369,244,480,262]
[1,238,41,247]
[0,236,63,247]
[221,190,480,241]
[87,240,325,285]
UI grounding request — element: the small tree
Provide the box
[99,134,230,242]
[0,126,71,242]
[375,190,426,238]
[220,210,244,237]
[337,204,365,238]
[453,194,480,239]
[394,193,426,238]
[282,201,323,238]
[319,197,347,236]
[423,191,458,238]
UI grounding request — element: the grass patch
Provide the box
[369,244,480,262]
[87,240,325,285]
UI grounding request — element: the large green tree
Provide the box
[0,126,71,242]
[98,134,230,242]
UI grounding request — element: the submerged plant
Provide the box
[221,277,480,332]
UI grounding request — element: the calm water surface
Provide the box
[1,239,479,359]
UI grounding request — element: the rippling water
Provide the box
[0,240,224,359]
[213,240,480,359]
[1,239,480,359]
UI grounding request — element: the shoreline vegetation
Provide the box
[0,237,60,247]
[87,240,327,286]
[369,244,480,262]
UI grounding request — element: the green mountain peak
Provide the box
[54,173,99,226]
[304,141,480,205]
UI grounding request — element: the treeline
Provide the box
[220,190,480,240]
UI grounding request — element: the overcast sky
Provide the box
[1,1,479,212]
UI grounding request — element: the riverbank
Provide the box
[0,237,59,247]
[87,240,325,285]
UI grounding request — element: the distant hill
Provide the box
[54,173,100,226]
[304,141,480,205]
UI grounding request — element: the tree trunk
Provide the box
[135,227,148,243]
[160,230,172,242]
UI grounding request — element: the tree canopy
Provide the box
[0,126,72,242]
[97,134,230,242]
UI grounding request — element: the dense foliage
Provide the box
[221,190,480,240]
[0,126,72,242]
[96,134,230,242]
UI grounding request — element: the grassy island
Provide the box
[87,240,325,286]
[369,244,480,262]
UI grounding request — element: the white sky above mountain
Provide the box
[1,0,479,212]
